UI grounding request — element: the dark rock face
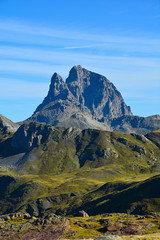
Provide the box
[66,65,132,120]
[11,122,53,151]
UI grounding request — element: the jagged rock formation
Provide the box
[27,65,160,134]
[65,65,132,120]
[28,65,132,131]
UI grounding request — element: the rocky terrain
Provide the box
[26,65,160,134]
[0,211,160,240]
[0,212,69,240]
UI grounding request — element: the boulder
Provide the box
[74,210,89,217]
[94,235,122,240]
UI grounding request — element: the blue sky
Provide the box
[0,0,160,122]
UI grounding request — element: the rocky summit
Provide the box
[28,65,132,131]
[27,65,160,134]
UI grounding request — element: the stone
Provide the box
[4,216,11,221]
[23,213,31,219]
[74,210,89,217]
[94,236,122,240]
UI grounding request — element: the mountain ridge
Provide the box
[0,119,160,216]
[26,65,160,134]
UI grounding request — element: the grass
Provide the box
[61,214,160,239]
[0,125,160,216]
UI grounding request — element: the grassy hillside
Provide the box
[0,123,160,216]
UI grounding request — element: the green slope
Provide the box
[0,123,160,216]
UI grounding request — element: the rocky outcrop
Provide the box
[0,213,69,240]
[28,65,132,131]
[11,122,54,151]
[94,235,122,240]
[34,72,76,114]
[74,210,89,217]
[0,114,19,133]
[26,65,160,133]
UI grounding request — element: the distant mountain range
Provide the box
[26,65,160,134]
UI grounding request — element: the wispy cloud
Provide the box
[0,18,159,120]
[1,45,159,67]
[0,19,160,55]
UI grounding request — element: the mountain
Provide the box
[27,65,132,131]
[0,120,160,216]
[27,65,160,134]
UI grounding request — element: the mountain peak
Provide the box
[33,73,71,114]
[29,65,134,130]
[66,65,84,84]
[71,65,83,72]
[49,72,65,97]
[51,72,64,84]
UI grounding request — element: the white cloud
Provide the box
[0,18,160,54]
[0,45,160,67]
[0,18,159,118]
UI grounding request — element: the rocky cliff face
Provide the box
[26,65,160,133]
[66,65,132,120]
[28,65,132,131]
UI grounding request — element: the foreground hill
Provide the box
[0,119,160,216]
[27,65,160,133]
